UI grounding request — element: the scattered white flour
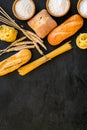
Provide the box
[79,0,87,17]
[15,0,35,19]
[48,0,69,16]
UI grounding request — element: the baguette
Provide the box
[47,14,84,45]
[0,49,32,76]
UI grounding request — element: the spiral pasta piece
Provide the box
[76,33,87,49]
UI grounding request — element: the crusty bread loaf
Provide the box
[47,14,84,45]
[0,49,31,76]
[27,9,57,38]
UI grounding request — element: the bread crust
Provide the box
[47,14,84,45]
[0,49,31,76]
[27,9,57,38]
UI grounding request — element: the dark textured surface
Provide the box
[0,0,87,130]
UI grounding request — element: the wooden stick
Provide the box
[18,41,72,76]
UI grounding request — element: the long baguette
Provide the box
[47,14,84,45]
[0,49,31,76]
[18,42,72,76]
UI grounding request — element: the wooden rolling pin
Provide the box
[18,41,72,76]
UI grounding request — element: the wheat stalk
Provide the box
[0,37,35,56]
[0,7,47,55]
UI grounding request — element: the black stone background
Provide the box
[0,0,87,130]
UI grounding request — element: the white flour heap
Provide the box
[48,0,69,16]
[79,0,87,17]
[15,0,35,19]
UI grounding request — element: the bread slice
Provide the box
[12,0,36,20]
[27,9,57,38]
[46,0,70,17]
